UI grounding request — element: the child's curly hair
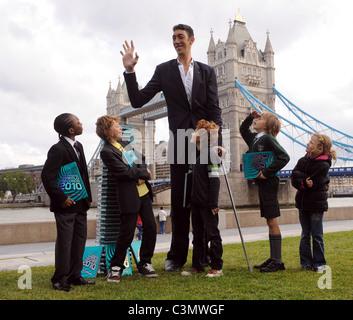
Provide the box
[96,115,120,141]
[195,119,220,146]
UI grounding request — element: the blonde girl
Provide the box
[291,134,336,271]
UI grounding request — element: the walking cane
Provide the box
[221,162,253,272]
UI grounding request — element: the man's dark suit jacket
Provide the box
[41,137,92,213]
[100,140,152,213]
[124,59,222,134]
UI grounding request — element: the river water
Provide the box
[0,198,351,224]
[0,207,99,223]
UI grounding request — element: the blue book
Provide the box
[123,149,138,167]
[56,162,88,201]
[104,244,132,276]
[242,151,276,179]
[130,240,141,264]
[81,246,103,278]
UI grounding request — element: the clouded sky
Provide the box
[1,0,353,169]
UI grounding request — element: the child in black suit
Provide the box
[42,113,93,291]
[240,111,290,272]
[181,119,223,277]
[96,115,157,283]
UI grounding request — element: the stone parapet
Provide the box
[0,219,97,246]
[1,207,352,245]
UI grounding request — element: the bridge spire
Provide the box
[207,28,216,65]
[106,80,112,98]
[235,8,245,23]
[265,29,274,54]
[117,76,123,92]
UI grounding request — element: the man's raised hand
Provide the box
[120,40,139,72]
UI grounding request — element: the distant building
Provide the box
[0,164,43,192]
[155,141,169,179]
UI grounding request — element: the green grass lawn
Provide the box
[0,231,352,300]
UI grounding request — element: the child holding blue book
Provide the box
[42,113,93,291]
[240,110,289,272]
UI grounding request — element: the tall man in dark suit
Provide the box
[121,24,223,271]
[42,113,93,291]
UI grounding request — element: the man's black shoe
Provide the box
[53,282,73,292]
[260,260,285,273]
[70,277,95,286]
[164,259,182,271]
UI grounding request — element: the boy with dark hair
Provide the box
[42,113,93,291]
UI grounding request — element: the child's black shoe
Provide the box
[260,260,285,273]
[254,258,272,269]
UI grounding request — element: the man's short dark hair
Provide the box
[173,24,194,38]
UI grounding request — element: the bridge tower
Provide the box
[207,11,291,206]
[208,10,275,173]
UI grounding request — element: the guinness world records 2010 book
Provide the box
[56,162,88,201]
[242,151,276,179]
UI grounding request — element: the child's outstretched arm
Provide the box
[240,112,257,146]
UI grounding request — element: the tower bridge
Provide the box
[118,92,167,120]
[93,11,353,207]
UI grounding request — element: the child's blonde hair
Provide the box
[261,111,281,138]
[312,133,337,160]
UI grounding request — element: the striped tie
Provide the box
[73,142,81,160]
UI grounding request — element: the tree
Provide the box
[0,170,35,202]
[0,178,7,199]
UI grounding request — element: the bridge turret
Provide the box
[264,30,275,92]
[207,29,216,66]
[116,76,124,106]
[106,81,112,99]
[226,19,237,59]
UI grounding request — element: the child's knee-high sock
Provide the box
[269,234,282,263]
